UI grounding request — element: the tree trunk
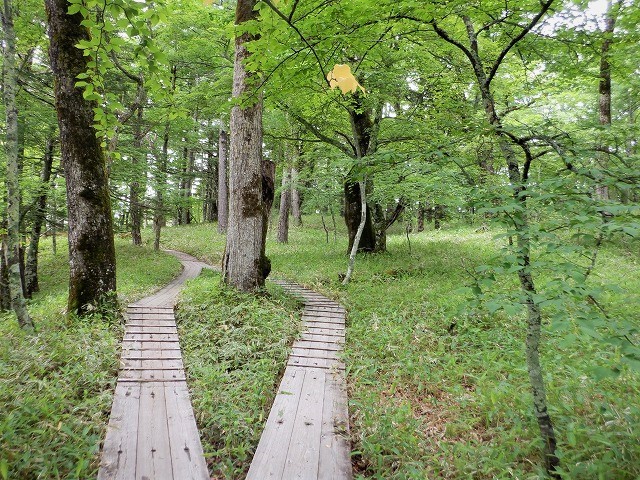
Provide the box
[223,0,272,291]
[45,0,117,315]
[596,1,617,201]
[277,167,291,243]
[154,123,170,251]
[343,179,367,285]
[217,128,229,233]
[344,181,375,253]
[0,236,10,311]
[203,130,218,222]
[25,136,56,296]
[417,204,425,232]
[130,83,146,246]
[2,0,34,330]
[291,167,302,227]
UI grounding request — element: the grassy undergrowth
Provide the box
[175,271,302,478]
[157,217,640,479]
[0,237,181,479]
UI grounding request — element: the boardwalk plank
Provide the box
[136,383,172,479]
[97,383,141,480]
[319,371,352,480]
[245,367,307,479]
[165,383,210,480]
[280,368,327,480]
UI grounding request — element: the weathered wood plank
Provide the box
[288,356,344,370]
[97,383,141,480]
[318,371,352,480]
[165,383,210,480]
[136,383,172,479]
[245,367,307,479]
[280,368,327,480]
[293,340,342,351]
[291,347,339,361]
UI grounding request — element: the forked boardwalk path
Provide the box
[246,280,352,480]
[98,250,352,479]
[98,250,211,480]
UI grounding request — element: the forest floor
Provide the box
[1,218,639,479]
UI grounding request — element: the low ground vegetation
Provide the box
[1,219,637,479]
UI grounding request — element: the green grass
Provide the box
[0,237,181,480]
[157,217,640,479]
[175,271,302,478]
[2,218,637,479]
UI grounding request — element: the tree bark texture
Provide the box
[343,180,367,285]
[0,237,10,311]
[290,166,302,226]
[25,136,56,296]
[223,0,272,291]
[596,1,617,201]
[2,0,35,330]
[277,168,291,243]
[417,204,425,232]
[130,83,147,246]
[203,131,218,223]
[217,128,229,233]
[45,0,117,315]
[345,105,377,253]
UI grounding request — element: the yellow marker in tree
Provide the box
[327,64,365,94]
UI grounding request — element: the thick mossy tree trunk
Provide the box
[2,0,34,330]
[45,0,117,315]
[25,136,56,296]
[223,0,272,291]
[277,167,291,243]
[217,128,229,233]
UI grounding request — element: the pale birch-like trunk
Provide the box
[217,128,229,233]
[277,168,291,243]
[2,0,34,330]
[291,166,302,226]
[342,179,367,285]
[222,0,271,290]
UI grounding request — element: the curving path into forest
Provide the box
[98,250,211,480]
[98,250,352,480]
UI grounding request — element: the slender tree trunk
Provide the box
[25,136,56,296]
[130,83,146,246]
[343,179,367,285]
[217,128,229,233]
[417,204,425,232]
[432,12,559,474]
[291,166,302,226]
[0,235,10,311]
[596,0,617,201]
[203,130,218,222]
[223,0,272,290]
[154,123,170,251]
[2,0,34,330]
[46,0,117,315]
[277,167,291,243]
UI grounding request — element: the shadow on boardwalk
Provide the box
[98,250,352,480]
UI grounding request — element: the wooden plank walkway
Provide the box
[98,251,211,480]
[246,280,352,480]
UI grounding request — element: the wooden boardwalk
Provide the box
[246,280,352,480]
[97,251,211,480]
